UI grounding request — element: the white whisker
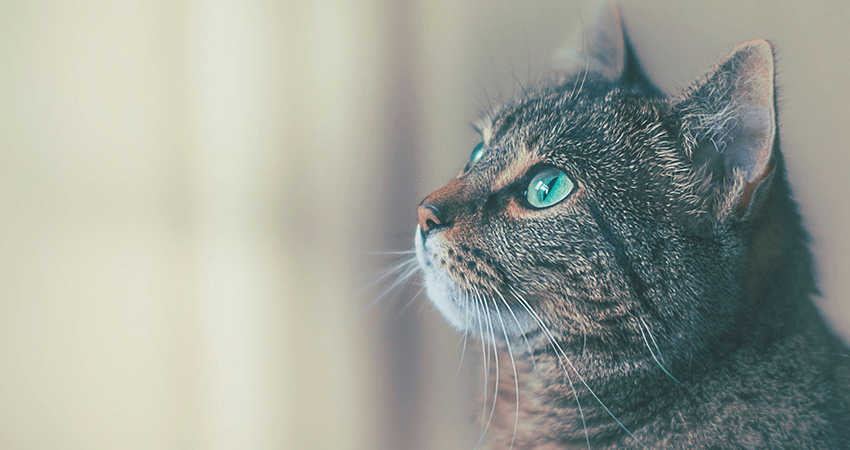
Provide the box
[473,292,489,434]
[637,316,682,386]
[456,292,471,380]
[351,257,419,323]
[509,287,590,449]
[496,290,537,371]
[510,287,646,449]
[362,257,418,290]
[364,249,417,256]
[474,289,500,450]
[492,296,520,450]
[396,285,426,316]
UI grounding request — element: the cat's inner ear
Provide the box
[555,0,639,82]
[678,40,777,219]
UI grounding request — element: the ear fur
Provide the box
[554,0,642,83]
[674,40,777,224]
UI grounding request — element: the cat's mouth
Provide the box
[414,225,537,340]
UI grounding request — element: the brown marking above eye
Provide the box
[492,145,543,191]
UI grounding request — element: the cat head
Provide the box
[414,2,779,362]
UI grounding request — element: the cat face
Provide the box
[416,81,680,350]
[415,32,778,360]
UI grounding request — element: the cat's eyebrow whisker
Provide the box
[506,50,529,101]
[573,55,590,100]
[510,287,646,449]
[531,2,549,91]
[492,296,520,450]
[568,0,590,102]
[637,316,683,386]
[470,66,494,113]
[509,287,590,449]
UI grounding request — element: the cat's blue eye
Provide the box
[469,142,486,165]
[525,167,573,208]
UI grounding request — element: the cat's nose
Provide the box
[418,178,465,236]
[418,202,447,234]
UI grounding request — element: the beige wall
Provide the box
[0,1,846,449]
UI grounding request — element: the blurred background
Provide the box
[0,1,847,449]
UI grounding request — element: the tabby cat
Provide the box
[413,2,850,448]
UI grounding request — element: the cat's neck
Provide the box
[487,309,847,449]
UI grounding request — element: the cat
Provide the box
[412,2,850,448]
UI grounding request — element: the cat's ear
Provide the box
[675,40,777,222]
[554,0,643,83]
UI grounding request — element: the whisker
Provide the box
[474,289,500,450]
[509,287,590,450]
[358,262,418,311]
[533,1,549,88]
[492,296,520,450]
[456,292,472,380]
[471,66,494,113]
[510,287,646,449]
[568,0,590,102]
[582,330,587,356]
[637,316,683,386]
[347,257,418,302]
[364,256,418,287]
[473,291,489,435]
[640,316,664,362]
[506,50,529,101]
[474,29,505,104]
[396,285,425,317]
[363,249,417,256]
[496,290,537,371]
[350,258,419,323]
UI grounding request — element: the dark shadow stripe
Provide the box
[585,204,652,316]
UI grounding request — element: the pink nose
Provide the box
[416,178,466,236]
[417,203,443,234]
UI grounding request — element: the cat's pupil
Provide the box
[540,178,558,201]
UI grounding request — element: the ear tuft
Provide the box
[675,39,777,222]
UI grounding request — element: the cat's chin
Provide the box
[414,226,537,340]
[414,226,468,330]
